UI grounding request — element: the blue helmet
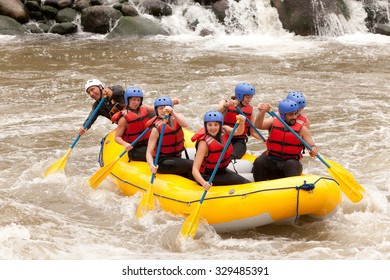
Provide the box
[235,82,255,102]
[204,110,223,125]
[124,87,143,107]
[286,91,306,109]
[154,96,172,114]
[278,99,299,120]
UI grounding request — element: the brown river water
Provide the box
[0,27,390,261]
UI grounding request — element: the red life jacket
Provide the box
[266,118,304,160]
[122,107,150,145]
[192,128,232,174]
[152,116,185,157]
[224,105,252,138]
[297,114,309,127]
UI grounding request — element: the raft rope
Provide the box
[294,180,316,224]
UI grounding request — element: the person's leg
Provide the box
[157,157,194,180]
[231,138,247,159]
[282,159,303,177]
[128,145,147,161]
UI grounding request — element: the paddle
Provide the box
[267,109,364,202]
[45,97,106,177]
[180,118,241,239]
[88,127,151,189]
[136,113,169,218]
[235,105,266,142]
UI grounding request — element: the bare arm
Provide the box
[222,114,246,135]
[146,128,159,173]
[248,111,264,140]
[115,117,132,151]
[166,106,188,128]
[192,141,211,190]
[300,126,319,157]
[254,103,273,130]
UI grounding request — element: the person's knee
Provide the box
[252,156,266,181]
[283,160,302,177]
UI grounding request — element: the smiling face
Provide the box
[241,94,253,106]
[206,121,221,137]
[86,85,102,101]
[285,111,298,125]
[128,97,141,111]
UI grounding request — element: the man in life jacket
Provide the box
[191,111,250,190]
[217,82,264,159]
[79,79,125,135]
[286,91,310,129]
[146,96,194,179]
[114,87,155,162]
[252,99,319,182]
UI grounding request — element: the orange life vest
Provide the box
[192,128,232,174]
[266,118,304,160]
[152,116,185,157]
[121,107,150,145]
[224,105,252,138]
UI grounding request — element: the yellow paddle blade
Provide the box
[136,186,155,218]
[180,204,201,239]
[324,157,365,203]
[44,148,72,177]
[88,156,121,189]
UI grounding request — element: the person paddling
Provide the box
[79,79,124,135]
[252,99,318,182]
[217,82,263,159]
[146,96,194,179]
[191,110,250,190]
[114,87,155,162]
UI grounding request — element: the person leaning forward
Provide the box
[252,99,319,182]
[79,79,125,135]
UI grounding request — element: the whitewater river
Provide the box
[0,29,390,264]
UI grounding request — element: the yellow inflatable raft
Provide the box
[97,129,342,232]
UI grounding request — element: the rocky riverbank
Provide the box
[0,0,389,37]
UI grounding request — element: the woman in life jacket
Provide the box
[252,99,319,182]
[286,91,310,129]
[146,96,194,179]
[217,82,264,159]
[191,110,250,191]
[114,87,155,162]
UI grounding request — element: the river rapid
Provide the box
[0,28,390,261]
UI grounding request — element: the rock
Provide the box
[106,15,169,38]
[81,5,122,34]
[0,15,28,35]
[138,0,172,17]
[121,2,139,17]
[56,7,77,23]
[74,0,91,12]
[0,0,29,24]
[42,5,59,20]
[44,0,74,9]
[271,0,351,36]
[212,0,228,23]
[50,22,78,34]
[374,23,390,36]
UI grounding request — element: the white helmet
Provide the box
[85,79,104,93]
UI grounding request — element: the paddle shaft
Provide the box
[118,127,151,159]
[71,97,106,149]
[150,114,169,184]
[267,110,330,168]
[235,106,266,142]
[199,120,241,204]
